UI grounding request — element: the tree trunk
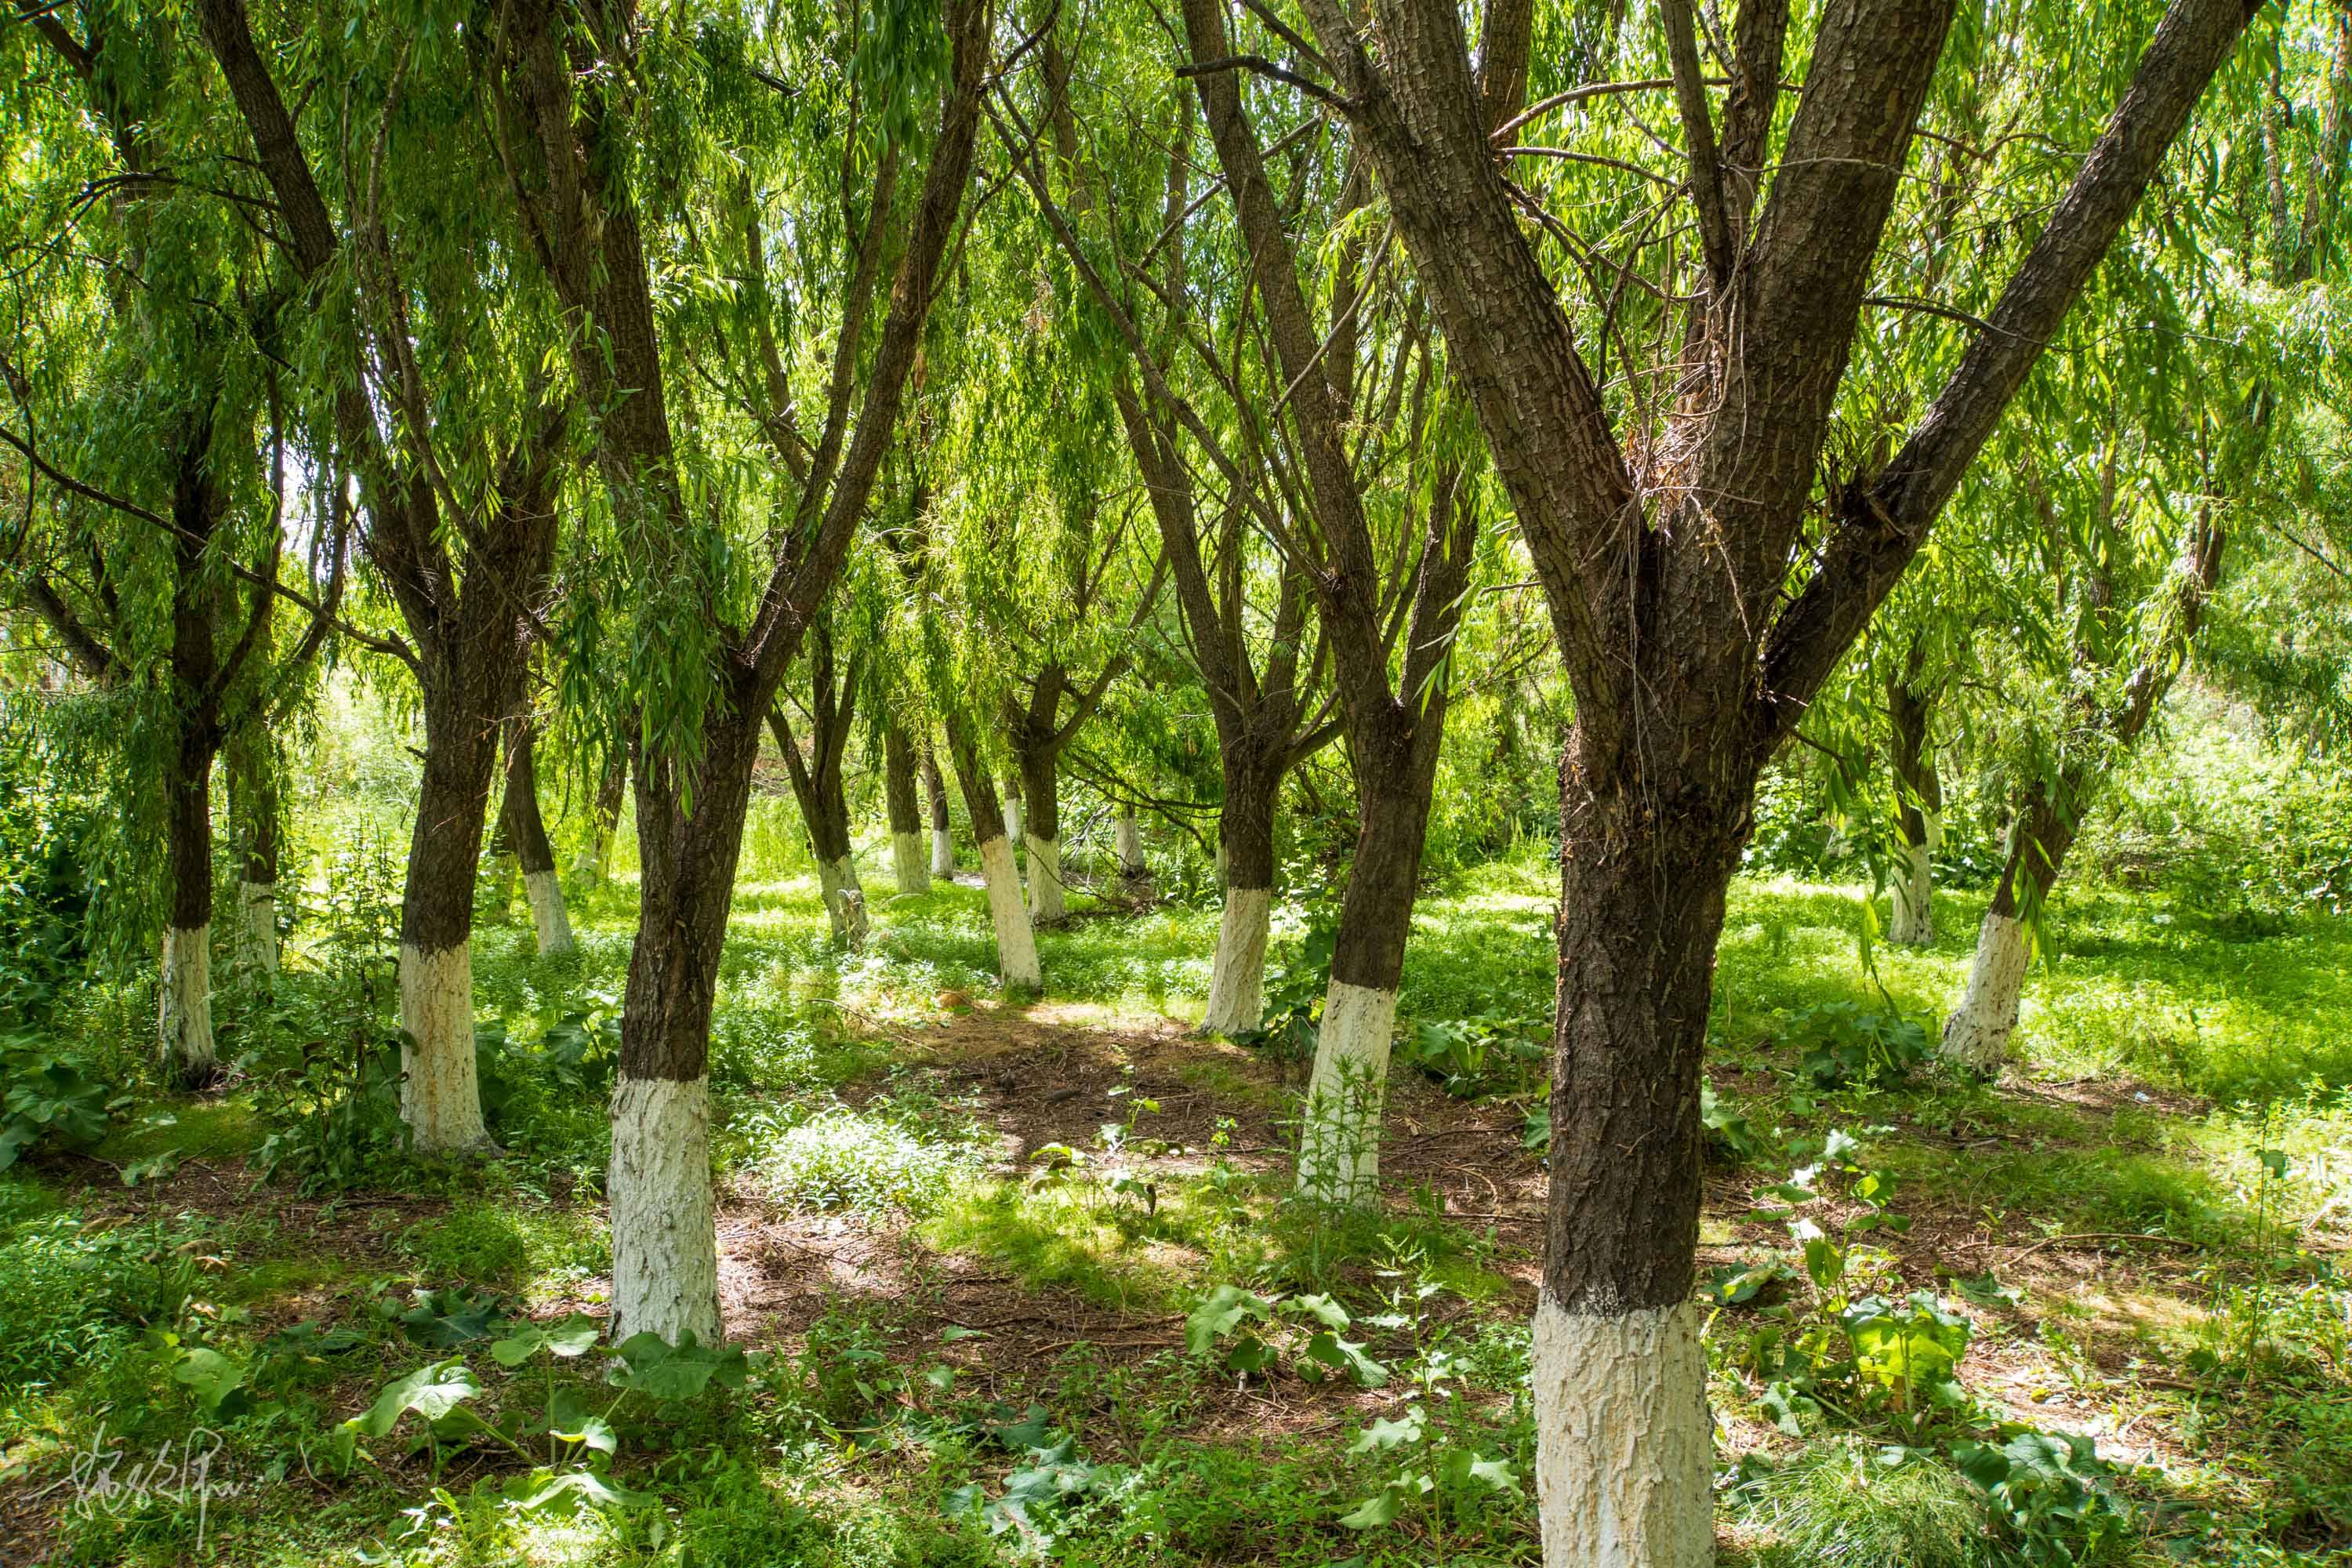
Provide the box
[1535,763,1747,1568]
[1018,742,1066,924]
[160,728,219,1088]
[923,746,956,877]
[947,721,1040,989]
[1115,804,1145,880]
[1295,721,1448,1203]
[612,704,764,1346]
[770,702,868,949]
[572,750,626,888]
[486,815,519,922]
[884,724,930,895]
[502,720,575,956]
[1886,667,1943,946]
[1201,760,1277,1034]
[228,730,281,977]
[400,680,506,1157]
[1941,789,2077,1073]
[1002,774,1025,852]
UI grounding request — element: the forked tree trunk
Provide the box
[160,729,219,1088]
[502,721,575,956]
[1886,662,1942,946]
[228,731,281,977]
[947,722,1040,989]
[770,703,868,949]
[884,725,931,895]
[923,748,956,877]
[1018,745,1066,924]
[1201,762,1277,1034]
[612,706,764,1346]
[572,750,626,887]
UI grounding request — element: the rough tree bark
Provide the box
[1283,0,2256,1555]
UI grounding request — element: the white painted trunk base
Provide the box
[238,882,280,975]
[608,1073,722,1346]
[571,831,611,888]
[1200,887,1272,1035]
[891,830,931,895]
[1294,981,1398,1205]
[815,854,869,946]
[931,826,955,879]
[1003,801,1023,844]
[1115,808,1145,877]
[1025,833,1066,924]
[398,941,493,1154]
[159,924,216,1084]
[1530,1296,1714,1568]
[524,868,575,956]
[1889,838,1934,946]
[1940,910,2031,1073]
[978,836,1042,989]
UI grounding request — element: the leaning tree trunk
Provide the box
[884,725,931,895]
[1201,760,1278,1035]
[612,705,764,1346]
[486,815,519,922]
[1295,720,1448,1205]
[501,721,575,956]
[1017,744,1067,924]
[227,730,281,978]
[1535,763,1747,1568]
[923,747,956,878]
[947,723,1040,989]
[572,750,626,888]
[1940,786,2078,1073]
[770,707,869,948]
[1886,669,1942,946]
[160,726,220,1089]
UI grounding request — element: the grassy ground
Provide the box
[1,846,2346,1566]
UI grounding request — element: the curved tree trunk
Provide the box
[502,720,575,956]
[923,746,956,877]
[884,724,931,895]
[947,720,1040,989]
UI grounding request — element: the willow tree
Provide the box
[1004,8,1486,1187]
[2,4,352,1086]
[198,0,575,1154]
[768,605,869,946]
[1278,0,2263,1555]
[486,0,989,1341]
[497,713,576,956]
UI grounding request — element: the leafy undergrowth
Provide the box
[0,853,2345,1566]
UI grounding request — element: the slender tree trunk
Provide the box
[884,724,931,895]
[502,720,575,956]
[228,730,281,977]
[923,747,956,878]
[612,703,764,1346]
[1201,760,1277,1034]
[947,721,1040,988]
[1018,743,1066,924]
[1941,789,2078,1073]
[572,750,626,888]
[1295,719,1448,1203]
[1886,669,1942,946]
[160,728,219,1088]
[1002,774,1025,854]
[486,815,519,922]
[770,706,868,948]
